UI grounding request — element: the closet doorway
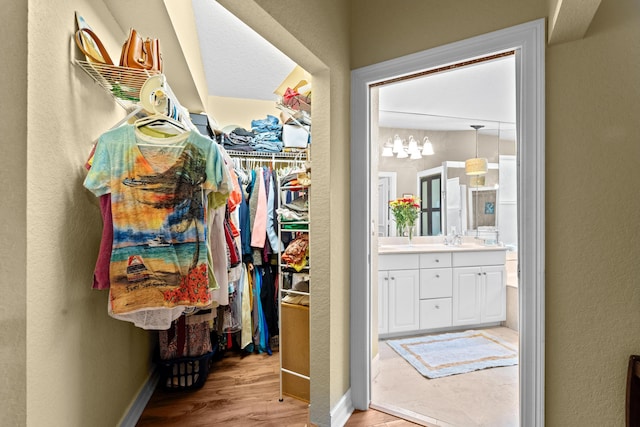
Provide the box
[350,19,545,427]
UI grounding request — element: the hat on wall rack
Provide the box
[465,125,488,175]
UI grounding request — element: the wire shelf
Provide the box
[226,150,307,160]
[75,60,161,106]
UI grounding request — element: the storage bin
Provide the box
[282,124,310,148]
[158,351,214,391]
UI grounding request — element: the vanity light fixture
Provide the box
[465,124,488,175]
[384,134,435,159]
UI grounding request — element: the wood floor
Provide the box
[137,349,418,426]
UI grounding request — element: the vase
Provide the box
[406,223,416,243]
[397,223,416,243]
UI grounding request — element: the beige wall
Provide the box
[353,0,640,425]
[24,1,155,425]
[545,0,640,424]
[207,95,282,130]
[0,1,27,425]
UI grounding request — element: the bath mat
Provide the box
[386,330,518,379]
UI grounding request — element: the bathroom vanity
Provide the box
[378,242,507,337]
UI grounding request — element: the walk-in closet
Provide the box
[74,1,314,424]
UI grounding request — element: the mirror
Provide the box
[377,126,518,249]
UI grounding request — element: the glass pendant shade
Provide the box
[382,146,394,157]
[410,150,422,160]
[465,157,488,175]
[407,136,419,153]
[392,134,403,153]
[396,148,409,159]
[422,137,434,155]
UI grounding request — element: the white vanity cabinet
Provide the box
[378,254,420,334]
[419,252,453,330]
[378,245,506,337]
[452,251,506,326]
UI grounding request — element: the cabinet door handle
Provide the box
[483,272,487,275]
[435,274,440,278]
[384,277,388,281]
[478,273,482,276]
[390,277,395,280]
[435,304,440,309]
[435,259,439,263]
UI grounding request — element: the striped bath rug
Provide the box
[386,330,518,379]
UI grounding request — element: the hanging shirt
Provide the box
[83,125,230,329]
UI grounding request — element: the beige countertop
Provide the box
[377,237,509,255]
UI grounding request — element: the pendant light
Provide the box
[465,124,488,175]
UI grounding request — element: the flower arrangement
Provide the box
[389,195,421,240]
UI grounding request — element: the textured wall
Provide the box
[25,1,153,425]
[0,1,27,425]
[207,95,282,130]
[216,1,351,424]
[353,0,640,425]
[252,1,351,424]
[545,0,640,424]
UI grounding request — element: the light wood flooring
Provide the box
[137,349,418,426]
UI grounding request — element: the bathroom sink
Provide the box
[378,242,501,252]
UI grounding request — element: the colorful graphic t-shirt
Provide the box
[84,125,230,327]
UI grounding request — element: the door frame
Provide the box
[378,172,397,236]
[350,19,545,426]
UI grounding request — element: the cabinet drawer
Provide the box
[452,250,506,267]
[419,252,451,268]
[419,268,452,299]
[379,253,419,270]
[420,298,452,330]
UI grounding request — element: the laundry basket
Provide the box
[158,351,214,391]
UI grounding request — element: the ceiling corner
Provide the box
[548,0,602,45]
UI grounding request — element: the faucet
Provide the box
[444,226,462,246]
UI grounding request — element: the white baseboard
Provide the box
[330,388,354,427]
[118,366,159,427]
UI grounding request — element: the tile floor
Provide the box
[372,326,519,427]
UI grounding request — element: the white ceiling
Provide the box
[378,56,516,132]
[192,0,516,132]
[192,0,295,102]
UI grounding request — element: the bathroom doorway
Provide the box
[371,53,519,426]
[350,19,545,427]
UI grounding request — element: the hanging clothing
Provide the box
[83,125,231,329]
[240,263,253,349]
[208,203,228,307]
[250,167,268,248]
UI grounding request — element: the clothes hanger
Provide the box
[135,75,189,139]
